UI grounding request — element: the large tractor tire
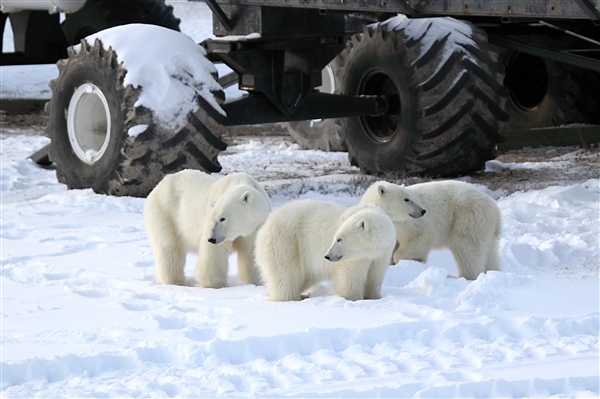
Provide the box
[61,0,180,45]
[45,38,226,198]
[501,49,600,130]
[285,60,347,152]
[340,16,509,177]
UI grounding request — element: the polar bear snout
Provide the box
[208,224,226,244]
[410,208,426,218]
[400,196,426,219]
[408,201,426,218]
[325,241,343,262]
[324,252,342,262]
[208,235,225,245]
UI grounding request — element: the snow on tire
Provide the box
[46,27,226,198]
[340,16,509,177]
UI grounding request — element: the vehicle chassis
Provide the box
[201,0,600,126]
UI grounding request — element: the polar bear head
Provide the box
[360,181,425,222]
[324,205,396,262]
[208,185,271,245]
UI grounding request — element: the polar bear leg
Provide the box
[154,241,187,286]
[450,240,486,280]
[265,256,306,301]
[146,210,187,286]
[256,226,306,301]
[484,235,502,273]
[196,242,230,288]
[364,258,388,300]
[332,261,370,301]
[451,200,502,279]
[233,234,262,285]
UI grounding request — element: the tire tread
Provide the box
[342,16,508,176]
[46,37,225,197]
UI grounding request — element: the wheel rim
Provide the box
[506,52,548,111]
[358,69,401,143]
[67,83,111,165]
[318,64,336,94]
[309,64,336,126]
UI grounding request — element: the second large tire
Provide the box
[501,48,600,130]
[46,37,226,197]
[340,16,509,177]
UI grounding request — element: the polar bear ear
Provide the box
[378,185,386,196]
[358,219,367,230]
[241,191,252,203]
[209,201,216,208]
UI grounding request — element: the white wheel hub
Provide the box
[318,63,336,94]
[309,64,336,126]
[67,83,111,165]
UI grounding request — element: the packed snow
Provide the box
[2,1,600,398]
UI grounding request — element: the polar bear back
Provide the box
[408,180,500,249]
[256,199,345,283]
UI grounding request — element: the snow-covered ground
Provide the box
[2,1,599,398]
[2,132,599,398]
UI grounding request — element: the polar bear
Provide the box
[144,170,271,288]
[256,200,409,301]
[360,180,501,280]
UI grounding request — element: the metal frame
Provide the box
[201,0,414,15]
[407,0,599,20]
[490,34,600,72]
[201,0,599,19]
[201,0,600,126]
[206,92,387,126]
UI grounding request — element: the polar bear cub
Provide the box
[361,180,501,280]
[256,200,413,301]
[144,170,271,288]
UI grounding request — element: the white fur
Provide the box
[144,170,271,288]
[361,180,501,280]
[256,200,396,301]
